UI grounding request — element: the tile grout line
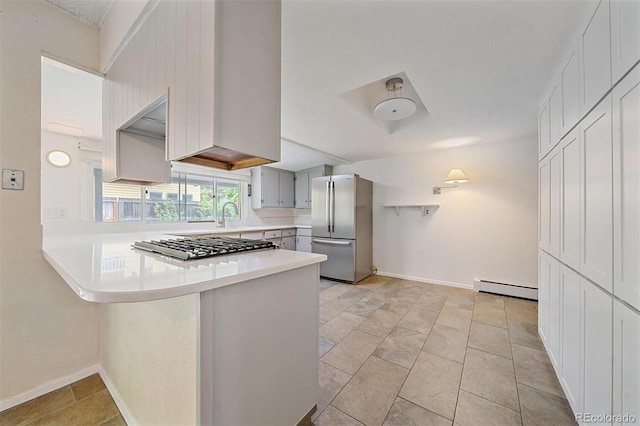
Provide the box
[451,310,473,425]
[505,317,524,425]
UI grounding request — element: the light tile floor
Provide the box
[0,374,125,425]
[1,275,575,426]
[313,276,576,426]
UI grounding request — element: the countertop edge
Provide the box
[43,248,326,304]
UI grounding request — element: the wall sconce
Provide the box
[433,168,468,194]
[46,150,71,168]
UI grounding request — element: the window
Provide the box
[93,166,242,223]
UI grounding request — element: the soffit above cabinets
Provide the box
[42,0,113,28]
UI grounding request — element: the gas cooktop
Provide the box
[132,236,277,260]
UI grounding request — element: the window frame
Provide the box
[90,162,245,224]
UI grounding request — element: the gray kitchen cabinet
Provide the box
[280,236,296,251]
[294,172,309,208]
[294,165,332,209]
[279,172,295,208]
[251,167,295,209]
[261,168,280,208]
[296,228,312,253]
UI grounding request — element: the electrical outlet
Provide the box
[44,207,68,220]
[2,169,24,190]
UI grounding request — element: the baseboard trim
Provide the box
[98,366,138,426]
[376,271,474,290]
[474,279,538,300]
[0,364,99,412]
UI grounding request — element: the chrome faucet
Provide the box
[219,201,239,228]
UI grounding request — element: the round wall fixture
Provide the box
[373,77,416,121]
[46,150,71,167]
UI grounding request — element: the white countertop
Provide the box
[43,231,325,303]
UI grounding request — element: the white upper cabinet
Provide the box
[549,84,563,147]
[539,101,550,160]
[613,300,640,426]
[582,280,613,421]
[580,94,613,292]
[539,160,551,250]
[612,64,640,310]
[610,0,640,85]
[561,44,581,136]
[560,128,581,271]
[549,146,561,258]
[579,0,612,115]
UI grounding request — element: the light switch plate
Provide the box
[2,169,25,190]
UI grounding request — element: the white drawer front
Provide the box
[264,230,282,239]
[296,228,312,237]
[282,228,296,237]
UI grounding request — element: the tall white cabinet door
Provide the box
[294,172,309,209]
[562,45,581,136]
[561,129,582,271]
[549,147,562,257]
[560,265,582,413]
[538,250,550,344]
[580,95,613,292]
[580,0,612,114]
[279,172,295,208]
[582,280,613,421]
[261,168,280,208]
[539,102,550,159]
[539,161,551,251]
[613,301,640,426]
[550,85,563,147]
[548,256,562,370]
[613,66,640,310]
[610,0,640,85]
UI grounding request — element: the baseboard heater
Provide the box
[473,279,538,300]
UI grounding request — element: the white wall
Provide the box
[334,138,538,288]
[41,132,101,223]
[0,0,100,403]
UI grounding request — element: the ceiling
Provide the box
[43,0,113,27]
[281,0,594,162]
[41,0,596,165]
[41,57,103,140]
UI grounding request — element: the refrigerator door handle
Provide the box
[312,239,352,246]
[331,181,335,233]
[325,181,331,232]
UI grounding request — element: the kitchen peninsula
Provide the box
[43,231,326,426]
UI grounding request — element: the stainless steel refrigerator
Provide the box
[311,174,372,283]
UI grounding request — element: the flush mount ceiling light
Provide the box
[433,168,469,194]
[373,77,416,121]
[46,150,71,168]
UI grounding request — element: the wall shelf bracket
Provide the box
[382,204,440,217]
